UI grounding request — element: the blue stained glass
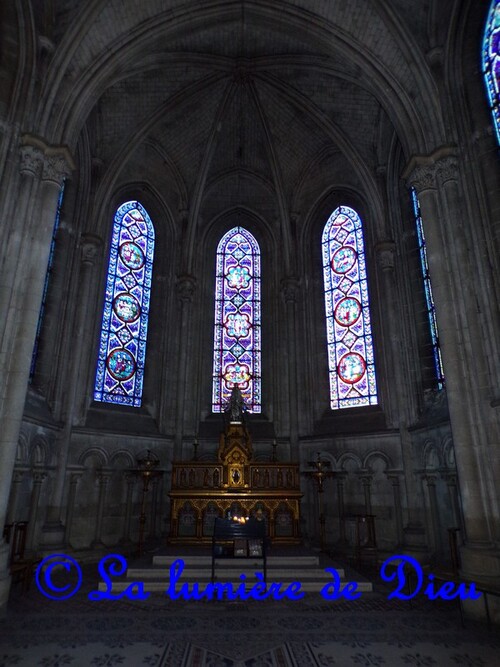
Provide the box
[322,206,378,409]
[411,188,445,390]
[212,227,261,413]
[94,201,155,407]
[483,1,500,145]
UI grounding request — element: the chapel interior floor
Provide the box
[0,544,498,666]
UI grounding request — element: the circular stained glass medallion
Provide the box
[337,352,366,384]
[106,348,136,382]
[334,297,362,327]
[119,241,144,270]
[223,362,251,388]
[112,292,141,323]
[331,246,357,274]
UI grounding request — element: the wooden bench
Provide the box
[211,517,267,584]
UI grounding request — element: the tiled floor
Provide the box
[0,548,498,666]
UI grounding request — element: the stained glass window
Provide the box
[30,180,65,381]
[483,0,500,145]
[212,227,261,413]
[322,206,377,409]
[411,188,445,390]
[94,201,155,407]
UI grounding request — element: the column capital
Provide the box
[175,274,197,302]
[375,241,396,272]
[402,145,457,191]
[280,276,300,303]
[80,234,102,265]
[20,134,75,185]
[19,144,44,178]
[32,470,47,484]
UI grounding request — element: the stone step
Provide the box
[126,565,346,580]
[152,555,320,567]
[100,579,373,594]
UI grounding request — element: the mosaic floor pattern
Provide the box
[0,556,498,666]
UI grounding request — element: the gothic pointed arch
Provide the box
[94,200,155,407]
[212,226,261,413]
[322,205,377,409]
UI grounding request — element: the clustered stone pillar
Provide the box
[174,275,197,456]
[0,137,73,607]
[42,234,102,548]
[405,147,499,581]
[281,277,300,451]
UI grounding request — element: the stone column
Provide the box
[441,470,462,531]
[359,472,373,514]
[42,234,101,548]
[386,471,404,547]
[6,471,25,524]
[121,473,136,545]
[335,472,347,545]
[405,149,499,580]
[0,138,73,608]
[174,275,196,454]
[25,471,47,551]
[92,473,110,548]
[149,477,160,540]
[281,277,300,451]
[63,472,82,547]
[422,473,443,556]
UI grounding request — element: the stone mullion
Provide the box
[42,235,101,548]
[422,473,443,557]
[336,472,347,545]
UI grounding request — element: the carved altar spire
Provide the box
[224,385,247,423]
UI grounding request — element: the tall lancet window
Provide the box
[411,188,445,390]
[483,0,500,145]
[212,227,261,413]
[94,201,155,407]
[322,206,377,409]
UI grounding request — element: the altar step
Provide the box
[99,554,373,594]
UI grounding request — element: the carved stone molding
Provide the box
[375,241,396,272]
[80,234,102,265]
[19,144,44,178]
[42,153,73,186]
[435,156,459,186]
[402,146,458,192]
[176,274,197,302]
[281,276,300,303]
[20,134,75,184]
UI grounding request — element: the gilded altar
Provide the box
[168,422,302,544]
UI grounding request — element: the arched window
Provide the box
[212,226,261,413]
[94,201,155,407]
[483,0,500,145]
[411,188,445,390]
[322,206,377,409]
